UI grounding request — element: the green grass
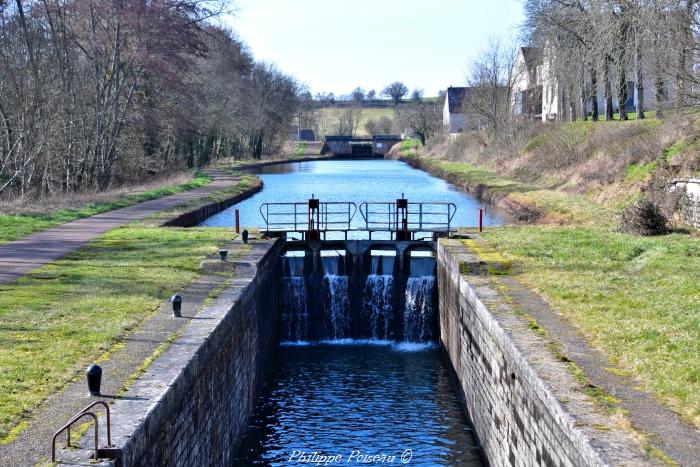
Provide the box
[570,111,659,122]
[136,173,260,226]
[0,225,234,440]
[483,225,700,428]
[400,138,421,154]
[626,161,658,181]
[662,136,698,163]
[316,106,396,136]
[293,141,308,157]
[0,172,212,244]
[404,154,605,224]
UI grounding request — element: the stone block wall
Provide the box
[63,240,283,466]
[437,239,648,467]
[671,178,700,228]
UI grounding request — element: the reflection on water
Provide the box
[233,343,484,465]
[200,160,505,235]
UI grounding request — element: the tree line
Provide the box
[456,1,698,149]
[524,0,699,121]
[0,0,299,200]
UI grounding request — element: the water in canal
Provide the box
[209,159,488,464]
[233,342,484,466]
[199,159,504,234]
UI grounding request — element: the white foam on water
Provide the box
[391,341,437,352]
[281,338,435,352]
[280,340,312,346]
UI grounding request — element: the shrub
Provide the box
[620,198,668,235]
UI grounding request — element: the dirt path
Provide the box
[0,168,239,285]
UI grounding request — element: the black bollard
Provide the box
[171,294,182,317]
[86,364,102,396]
[242,229,249,244]
[219,249,228,261]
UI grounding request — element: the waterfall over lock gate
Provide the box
[322,255,350,339]
[404,276,436,342]
[362,253,395,340]
[280,245,438,344]
[281,255,308,342]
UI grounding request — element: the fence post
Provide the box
[235,209,240,234]
[478,208,483,233]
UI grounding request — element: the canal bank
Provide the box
[43,156,698,466]
[56,236,665,466]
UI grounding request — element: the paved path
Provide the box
[0,168,240,284]
[0,240,252,466]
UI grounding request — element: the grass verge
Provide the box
[293,141,308,157]
[402,154,606,224]
[0,172,212,244]
[482,225,700,429]
[0,225,234,440]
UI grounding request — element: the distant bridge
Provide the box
[321,135,402,157]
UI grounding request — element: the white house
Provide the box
[443,86,470,134]
[512,47,543,120]
[540,45,670,121]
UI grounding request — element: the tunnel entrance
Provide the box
[351,142,373,156]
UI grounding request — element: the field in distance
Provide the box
[316,106,397,137]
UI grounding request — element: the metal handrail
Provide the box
[51,401,112,463]
[259,201,357,232]
[358,201,457,232]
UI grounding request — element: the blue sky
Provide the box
[226,0,525,97]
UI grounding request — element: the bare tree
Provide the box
[464,36,519,138]
[351,87,365,103]
[382,82,409,105]
[401,101,442,144]
[0,1,300,199]
[336,108,363,136]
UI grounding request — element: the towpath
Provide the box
[0,168,240,284]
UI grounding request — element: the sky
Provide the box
[225,0,525,97]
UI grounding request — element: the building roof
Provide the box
[520,46,543,71]
[446,86,473,113]
[299,129,315,141]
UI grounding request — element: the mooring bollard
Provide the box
[478,208,484,233]
[242,229,249,244]
[235,209,240,234]
[86,364,102,396]
[171,294,182,317]
[219,249,228,261]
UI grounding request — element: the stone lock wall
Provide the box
[671,178,700,228]
[67,240,283,466]
[437,239,647,467]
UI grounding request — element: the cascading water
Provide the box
[362,253,395,339]
[322,255,350,339]
[281,255,308,341]
[403,254,436,342]
[362,275,393,339]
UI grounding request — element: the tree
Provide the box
[401,101,441,144]
[464,36,518,138]
[337,108,363,136]
[382,82,409,105]
[364,118,378,136]
[0,1,299,199]
[351,87,365,103]
[411,88,424,102]
[377,116,394,134]
[523,0,700,122]
[367,89,377,101]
